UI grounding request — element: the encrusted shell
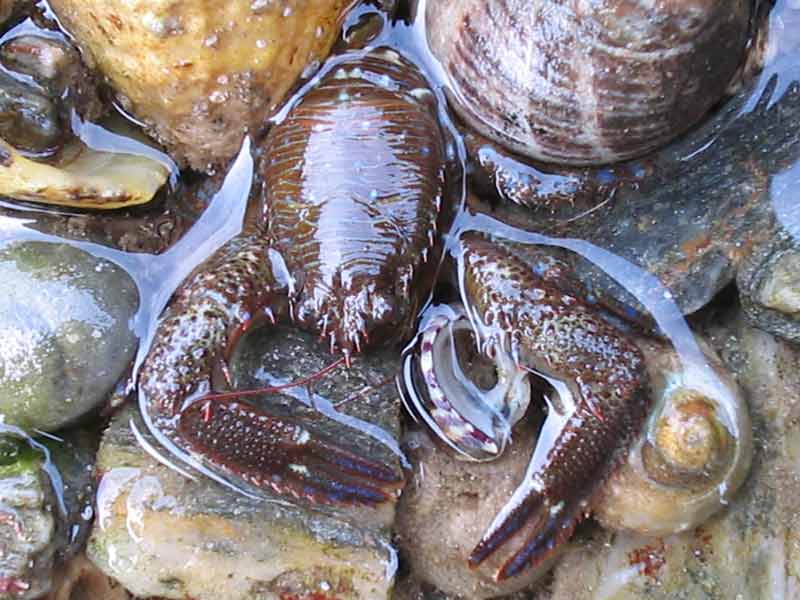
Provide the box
[49,0,355,171]
[426,0,753,165]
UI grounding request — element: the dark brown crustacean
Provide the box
[426,0,754,165]
[405,233,651,581]
[400,273,753,594]
[262,50,445,356]
[138,48,445,506]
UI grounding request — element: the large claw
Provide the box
[468,400,634,580]
[407,234,651,580]
[179,399,404,506]
[139,230,402,507]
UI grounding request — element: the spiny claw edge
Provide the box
[177,397,403,507]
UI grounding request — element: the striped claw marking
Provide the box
[402,304,531,461]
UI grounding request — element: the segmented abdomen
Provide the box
[262,49,446,347]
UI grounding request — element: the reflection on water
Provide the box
[0,0,798,597]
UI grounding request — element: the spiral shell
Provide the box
[426,0,753,165]
[593,336,753,537]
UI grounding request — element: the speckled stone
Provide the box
[0,241,138,432]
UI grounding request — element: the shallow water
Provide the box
[0,0,799,597]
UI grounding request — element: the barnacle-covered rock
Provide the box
[738,232,800,343]
[0,241,138,432]
[0,429,99,600]
[48,0,356,171]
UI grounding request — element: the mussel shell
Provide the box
[426,0,753,165]
[0,71,61,155]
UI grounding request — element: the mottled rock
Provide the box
[49,0,355,170]
[522,307,799,600]
[89,326,403,600]
[0,241,139,431]
[47,430,98,566]
[45,554,131,600]
[0,1,13,24]
[571,60,800,317]
[398,302,800,599]
[232,326,402,469]
[0,433,56,600]
[0,0,29,25]
[464,0,800,329]
[738,232,800,342]
[0,427,98,600]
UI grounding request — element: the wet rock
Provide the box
[399,303,798,599]
[0,70,61,154]
[465,1,800,328]
[231,326,403,477]
[49,0,356,171]
[738,232,800,342]
[0,2,12,24]
[572,65,800,317]
[89,325,403,600]
[396,420,564,599]
[45,554,131,600]
[46,429,98,566]
[394,579,534,600]
[483,306,796,600]
[0,428,99,600]
[0,33,104,122]
[0,241,139,432]
[0,172,214,255]
[464,129,633,222]
[0,433,56,600]
[0,199,183,255]
[0,0,27,27]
